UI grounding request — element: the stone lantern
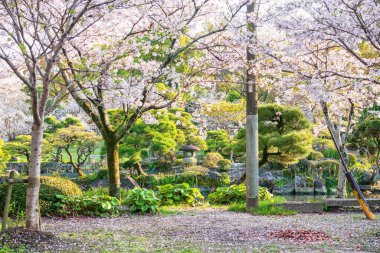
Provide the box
[179,144,200,166]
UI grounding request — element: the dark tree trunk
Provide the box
[105,140,121,197]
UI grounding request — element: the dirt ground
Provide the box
[3,208,380,253]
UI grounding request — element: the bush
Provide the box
[203,152,223,168]
[322,148,340,159]
[348,153,358,167]
[55,194,120,217]
[217,159,232,172]
[208,184,272,204]
[184,165,209,174]
[0,176,82,216]
[282,169,293,178]
[157,183,204,206]
[96,169,109,179]
[307,151,324,160]
[316,160,340,178]
[125,188,160,213]
[174,159,183,165]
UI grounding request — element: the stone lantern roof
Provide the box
[179,144,200,152]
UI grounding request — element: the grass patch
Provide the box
[228,197,297,216]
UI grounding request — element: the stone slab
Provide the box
[325,198,380,207]
[275,202,323,213]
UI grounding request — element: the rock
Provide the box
[207,170,222,180]
[273,184,295,195]
[259,172,276,191]
[314,178,327,195]
[295,176,314,195]
[121,175,140,189]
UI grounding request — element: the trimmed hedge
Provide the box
[0,176,82,216]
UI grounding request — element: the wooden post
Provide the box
[2,170,15,232]
[246,0,259,210]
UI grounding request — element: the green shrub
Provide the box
[184,165,209,174]
[125,188,160,213]
[84,187,129,201]
[157,183,204,206]
[208,184,272,204]
[174,159,183,165]
[322,148,340,159]
[312,138,335,151]
[307,151,324,160]
[134,174,159,188]
[348,153,358,167]
[96,169,109,179]
[203,152,223,168]
[317,160,340,178]
[55,194,120,217]
[282,169,293,178]
[217,159,232,172]
[275,178,289,187]
[0,176,82,216]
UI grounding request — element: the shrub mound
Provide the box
[203,152,223,168]
[125,188,160,213]
[208,184,272,204]
[217,159,232,172]
[0,176,82,216]
[157,183,204,206]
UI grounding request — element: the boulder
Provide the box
[259,172,276,191]
[314,178,327,195]
[273,184,295,195]
[295,176,314,195]
[207,170,222,180]
[121,175,140,189]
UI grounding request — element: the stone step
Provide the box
[325,198,380,207]
[275,202,323,213]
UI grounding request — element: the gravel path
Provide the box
[30,209,380,253]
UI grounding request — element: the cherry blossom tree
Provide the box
[59,0,248,197]
[267,0,380,197]
[0,0,115,230]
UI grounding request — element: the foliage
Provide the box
[157,183,204,206]
[307,151,324,161]
[206,130,230,155]
[208,184,272,204]
[134,171,230,189]
[312,138,335,152]
[217,159,232,172]
[125,188,160,213]
[55,194,120,217]
[47,125,101,176]
[44,116,81,134]
[0,139,10,171]
[0,176,82,216]
[203,152,223,168]
[232,104,312,166]
[4,135,49,162]
[322,148,340,160]
[117,108,205,172]
[349,106,380,170]
[184,165,209,174]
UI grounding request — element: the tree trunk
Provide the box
[105,140,121,197]
[73,165,85,177]
[26,122,43,231]
[336,146,348,198]
[134,162,147,176]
